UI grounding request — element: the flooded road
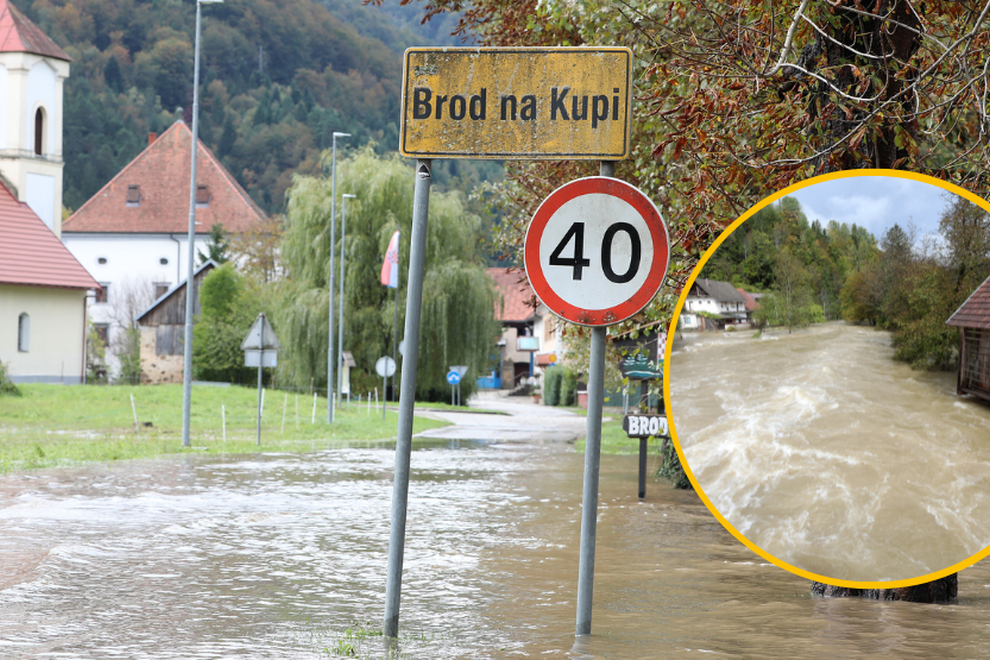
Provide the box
[669,322,990,583]
[3,398,990,657]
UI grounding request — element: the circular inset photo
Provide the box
[665,169,990,588]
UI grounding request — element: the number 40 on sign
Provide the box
[524,177,669,327]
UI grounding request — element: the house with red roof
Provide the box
[61,120,267,376]
[0,0,70,235]
[946,274,990,402]
[0,181,99,383]
[485,267,563,390]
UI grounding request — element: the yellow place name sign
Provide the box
[400,47,633,160]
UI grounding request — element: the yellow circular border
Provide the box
[662,168,990,589]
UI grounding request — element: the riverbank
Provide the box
[0,383,448,473]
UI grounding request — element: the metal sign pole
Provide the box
[256,314,264,447]
[384,159,432,639]
[575,160,615,636]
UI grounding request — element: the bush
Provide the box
[0,361,21,397]
[115,326,142,385]
[543,366,562,406]
[657,438,692,490]
[86,323,108,384]
[560,367,577,407]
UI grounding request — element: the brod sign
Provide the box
[400,47,633,159]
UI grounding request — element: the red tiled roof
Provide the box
[0,0,70,61]
[947,274,990,330]
[487,267,535,323]
[63,120,267,235]
[0,181,99,290]
[737,288,760,312]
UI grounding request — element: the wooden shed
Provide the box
[946,274,990,402]
[133,260,217,384]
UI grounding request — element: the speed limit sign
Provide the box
[524,177,669,326]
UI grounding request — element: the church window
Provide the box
[34,108,45,156]
[17,313,30,352]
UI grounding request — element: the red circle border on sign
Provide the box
[524,177,670,327]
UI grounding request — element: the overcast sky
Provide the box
[786,176,954,241]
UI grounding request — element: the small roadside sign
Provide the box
[241,313,279,447]
[240,314,281,351]
[400,47,632,160]
[446,370,461,385]
[623,414,668,438]
[376,356,397,378]
[525,177,669,326]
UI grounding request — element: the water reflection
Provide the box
[1,439,990,658]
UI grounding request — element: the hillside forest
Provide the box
[701,193,990,371]
[22,0,487,215]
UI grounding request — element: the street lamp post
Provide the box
[181,0,223,448]
[336,193,356,405]
[327,131,350,423]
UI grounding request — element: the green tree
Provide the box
[197,223,231,265]
[276,147,500,401]
[876,224,916,329]
[192,263,261,384]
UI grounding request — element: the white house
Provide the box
[679,278,749,330]
[0,180,99,383]
[0,0,70,235]
[61,120,268,376]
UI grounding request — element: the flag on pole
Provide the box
[380,230,400,288]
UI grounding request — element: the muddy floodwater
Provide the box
[669,322,990,583]
[5,433,990,658]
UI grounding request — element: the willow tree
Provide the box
[276,146,501,401]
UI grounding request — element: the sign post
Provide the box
[386,46,641,642]
[376,356,397,421]
[384,158,432,639]
[446,369,461,406]
[241,313,280,447]
[623,413,669,498]
[525,167,669,636]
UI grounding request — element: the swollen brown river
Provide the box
[669,322,990,583]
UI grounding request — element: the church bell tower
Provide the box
[0,0,70,236]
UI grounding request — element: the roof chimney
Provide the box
[148,132,157,146]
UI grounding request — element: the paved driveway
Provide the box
[415,391,588,443]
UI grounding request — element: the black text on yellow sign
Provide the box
[400,47,633,160]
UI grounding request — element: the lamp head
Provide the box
[198,0,224,4]
[333,132,351,139]
[343,194,356,200]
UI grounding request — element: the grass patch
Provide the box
[575,414,664,454]
[0,384,448,473]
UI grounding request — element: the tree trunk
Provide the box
[811,574,957,604]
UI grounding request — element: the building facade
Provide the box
[62,121,267,376]
[679,278,750,330]
[0,0,70,235]
[0,181,99,383]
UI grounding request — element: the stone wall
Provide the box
[139,327,183,384]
